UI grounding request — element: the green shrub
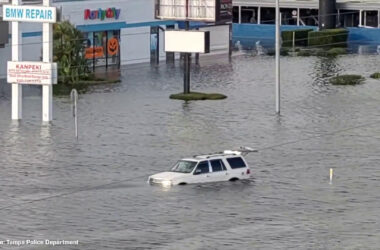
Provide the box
[170,92,227,101]
[282,29,313,47]
[329,75,365,85]
[308,29,349,48]
[370,72,380,79]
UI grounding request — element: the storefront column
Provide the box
[238,6,241,24]
[297,8,300,26]
[337,9,340,27]
[359,10,362,26]
[378,10,380,28]
[258,6,261,24]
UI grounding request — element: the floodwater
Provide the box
[0,53,380,250]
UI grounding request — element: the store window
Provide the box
[84,30,120,69]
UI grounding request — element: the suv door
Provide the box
[192,161,211,183]
[209,159,229,182]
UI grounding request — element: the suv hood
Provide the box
[149,171,188,180]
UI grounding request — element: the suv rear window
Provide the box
[227,157,246,169]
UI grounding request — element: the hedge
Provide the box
[308,28,349,48]
[282,29,313,47]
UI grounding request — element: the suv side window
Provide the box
[194,161,210,175]
[210,159,226,172]
[226,157,246,169]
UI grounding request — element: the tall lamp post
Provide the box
[275,0,281,114]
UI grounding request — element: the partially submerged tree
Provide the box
[53,21,89,84]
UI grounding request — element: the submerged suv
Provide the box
[148,148,256,186]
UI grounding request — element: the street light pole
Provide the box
[275,0,281,114]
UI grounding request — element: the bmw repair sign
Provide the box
[3,5,56,23]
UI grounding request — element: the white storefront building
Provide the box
[0,0,229,78]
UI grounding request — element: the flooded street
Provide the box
[1,53,380,249]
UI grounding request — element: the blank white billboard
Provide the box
[165,30,210,53]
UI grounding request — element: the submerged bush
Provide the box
[329,75,365,85]
[282,29,313,47]
[327,47,348,56]
[170,92,227,101]
[266,48,290,56]
[308,29,349,48]
[370,72,380,79]
[297,50,311,57]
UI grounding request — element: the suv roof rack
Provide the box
[193,147,258,159]
[193,152,238,159]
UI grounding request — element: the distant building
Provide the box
[0,0,229,78]
[233,0,380,28]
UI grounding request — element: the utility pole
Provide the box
[275,0,281,114]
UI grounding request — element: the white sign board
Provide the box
[165,30,210,53]
[7,61,58,85]
[3,5,56,23]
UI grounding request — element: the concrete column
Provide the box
[378,10,380,28]
[364,11,367,26]
[238,6,241,24]
[359,10,362,26]
[11,0,22,120]
[42,0,53,122]
[319,0,336,29]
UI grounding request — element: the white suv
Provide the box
[148,148,255,186]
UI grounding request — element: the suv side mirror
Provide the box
[194,169,202,175]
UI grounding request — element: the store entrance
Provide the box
[84,30,121,70]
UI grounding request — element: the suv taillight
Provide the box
[246,169,251,175]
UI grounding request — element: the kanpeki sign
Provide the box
[7,61,58,85]
[84,8,121,21]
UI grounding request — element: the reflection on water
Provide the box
[1,54,380,249]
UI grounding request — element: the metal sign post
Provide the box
[42,0,53,122]
[70,89,78,139]
[275,0,281,114]
[11,0,22,120]
[4,0,57,122]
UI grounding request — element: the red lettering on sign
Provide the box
[84,9,90,20]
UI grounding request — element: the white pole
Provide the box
[359,10,362,27]
[297,8,300,26]
[258,6,261,24]
[275,0,281,114]
[11,0,22,120]
[238,6,241,24]
[42,0,53,122]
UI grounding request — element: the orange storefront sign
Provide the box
[85,46,104,59]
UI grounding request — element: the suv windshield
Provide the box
[170,161,198,173]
